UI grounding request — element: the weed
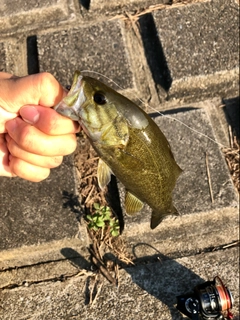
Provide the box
[86,203,120,236]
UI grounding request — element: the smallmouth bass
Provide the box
[55,71,182,229]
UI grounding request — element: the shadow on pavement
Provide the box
[223,96,240,140]
[61,243,206,319]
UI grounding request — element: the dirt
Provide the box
[223,134,240,193]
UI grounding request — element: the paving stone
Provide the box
[0,238,89,270]
[119,105,238,239]
[37,21,134,90]
[0,156,85,251]
[0,247,238,319]
[1,36,29,75]
[0,0,75,35]
[78,0,170,19]
[144,0,239,101]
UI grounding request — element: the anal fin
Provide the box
[125,191,144,216]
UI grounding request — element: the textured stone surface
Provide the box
[0,247,238,320]
[150,0,239,101]
[38,21,134,89]
[78,0,170,19]
[0,156,83,251]
[116,104,239,258]
[158,109,237,212]
[0,0,75,35]
[120,105,237,225]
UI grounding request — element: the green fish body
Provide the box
[55,71,182,229]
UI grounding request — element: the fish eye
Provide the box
[93,92,107,105]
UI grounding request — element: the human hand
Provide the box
[0,72,79,182]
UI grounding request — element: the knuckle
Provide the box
[18,126,34,151]
[47,116,59,135]
[6,137,15,153]
[38,72,56,89]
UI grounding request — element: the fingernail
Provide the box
[20,106,40,125]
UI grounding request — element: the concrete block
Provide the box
[0,0,76,35]
[78,0,169,19]
[1,37,29,75]
[142,0,239,101]
[0,156,85,251]
[0,247,238,319]
[37,20,134,91]
[118,106,238,248]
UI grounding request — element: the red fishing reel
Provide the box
[176,276,234,320]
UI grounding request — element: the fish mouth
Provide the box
[54,71,86,121]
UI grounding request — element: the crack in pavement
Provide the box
[0,240,238,291]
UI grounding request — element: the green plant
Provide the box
[109,218,120,237]
[86,203,120,236]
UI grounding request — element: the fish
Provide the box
[55,71,182,229]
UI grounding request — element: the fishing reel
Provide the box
[176,276,234,320]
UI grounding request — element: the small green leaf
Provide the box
[93,203,100,210]
[92,215,99,222]
[103,212,111,221]
[96,220,105,228]
[110,229,119,237]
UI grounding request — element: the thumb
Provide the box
[0,72,65,113]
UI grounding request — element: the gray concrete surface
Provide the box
[0,248,239,319]
[0,0,239,319]
[37,21,134,90]
[152,0,239,101]
[0,155,87,251]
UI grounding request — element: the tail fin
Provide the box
[150,205,179,229]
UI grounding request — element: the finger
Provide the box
[6,118,77,156]
[0,72,14,80]
[0,107,18,133]
[20,105,80,135]
[9,155,50,182]
[0,72,66,113]
[0,133,16,177]
[6,135,63,168]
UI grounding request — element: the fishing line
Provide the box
[81,70,227,148]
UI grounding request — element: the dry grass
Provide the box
[74,133,134,286]
[74,133,107,211]
[222,132,240,193]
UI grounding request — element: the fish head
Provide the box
[55,71,150,143]
[54,71,127,143]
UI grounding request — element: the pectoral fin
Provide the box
[151,204,179,229]
[97,159,113,190]
[125,191,144,215]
